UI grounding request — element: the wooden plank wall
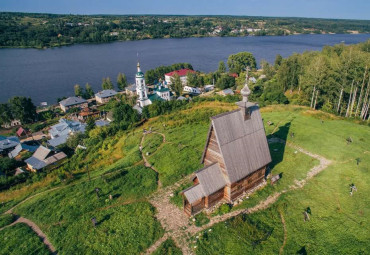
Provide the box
[230,166,266,200]
[191,198,205,215]
[205,188,224,208]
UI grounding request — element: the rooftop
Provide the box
[95,89,117,98]
[59,97,87,107]
[165,69,195,77]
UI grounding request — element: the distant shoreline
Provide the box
[0,33,368,50]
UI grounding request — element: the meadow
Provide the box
[194,105,370,254]
[0,102,369,254]
[0,223,50,255]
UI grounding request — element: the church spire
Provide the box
[137,62,141,72]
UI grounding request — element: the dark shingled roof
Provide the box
[210,105,271,183]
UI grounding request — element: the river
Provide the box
[0,34,369,105]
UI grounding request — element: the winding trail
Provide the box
[143,234,169,255]
[144,137,332,254]
[279,211,287,255]
[140,131,166,189]
[0,216,57,254]
[1,131,333,255]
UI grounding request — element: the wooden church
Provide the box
[182,72,272,216]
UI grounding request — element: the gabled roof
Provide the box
[49,119,86,139]
[203,105,271,183]
[95,90,117,99]
[183,163,227,204]
[221,88,234,95]
[33,146,51,160]
[59,97,87,107]
[0,136,20,151]
[25,157,46,170]
[25,146,67,170]
[8,143,40,158]
[165,69,195,77]
[195,163,227,196]
[148,93,164,102]
[16,127,28,137]
[48,134,69,147]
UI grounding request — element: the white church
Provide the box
[135,62,171,109]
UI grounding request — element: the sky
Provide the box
[0,0,369,20]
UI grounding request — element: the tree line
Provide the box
[0,97,37,125]
[1,12,369,48]
[253,40,370,120]
[72,72,128,100]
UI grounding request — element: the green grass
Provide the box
[14,166,163,254]
[0,223,50,255]
[0,213,15,228]
[152,238,182,255]
[142,133,164,156]
[194,105,370,254]
[233,142,319,211]
[194,206,284,255]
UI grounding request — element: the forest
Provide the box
[1,12,370,48]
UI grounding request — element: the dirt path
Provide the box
[143,139,332,254]
[140,132,163,189]
[0,216,57,254]
[149,176,198,255]
[279,211,287,255]
[143,233,169,255]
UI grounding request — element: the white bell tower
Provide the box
[135,62,151,107]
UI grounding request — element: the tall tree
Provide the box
[186,72,198,87]
[218,61,226,73]
[102,77,114,90]
[274,54,283,67]
[170,73,183,96]
[74,84,83,97]
[85,117,96,133]
[8,96,36,124]
[0,103,13,126]
[227,52,256,74]
[85,83,94,99]
[117,73,127,90]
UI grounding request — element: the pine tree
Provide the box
[117,73,127,91]
[170,73,183,96]
[85,83,94,99]
[86,117,96,133]
[74,84,83,97]
[102,77,114,90]
[218,61,226,73]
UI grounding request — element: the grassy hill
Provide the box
[0,101,369,254]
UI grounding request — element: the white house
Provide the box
[1,119,21,129]
[48,119,86,147]
[164,69,196,85]
[204,85,215,92]
[183,86,201,94]
[95,90,117,104]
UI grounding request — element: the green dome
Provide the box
[136,72,144,77]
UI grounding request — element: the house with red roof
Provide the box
[165,69,196,85]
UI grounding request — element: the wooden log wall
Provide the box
[191,198,205,215]
[205,188,224,208]
[230,166,266,200]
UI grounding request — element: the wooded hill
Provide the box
[249,40,370,121]
[1,12,370,48]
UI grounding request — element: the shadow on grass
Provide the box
[97,213,113,226]
[266,122,291,177]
